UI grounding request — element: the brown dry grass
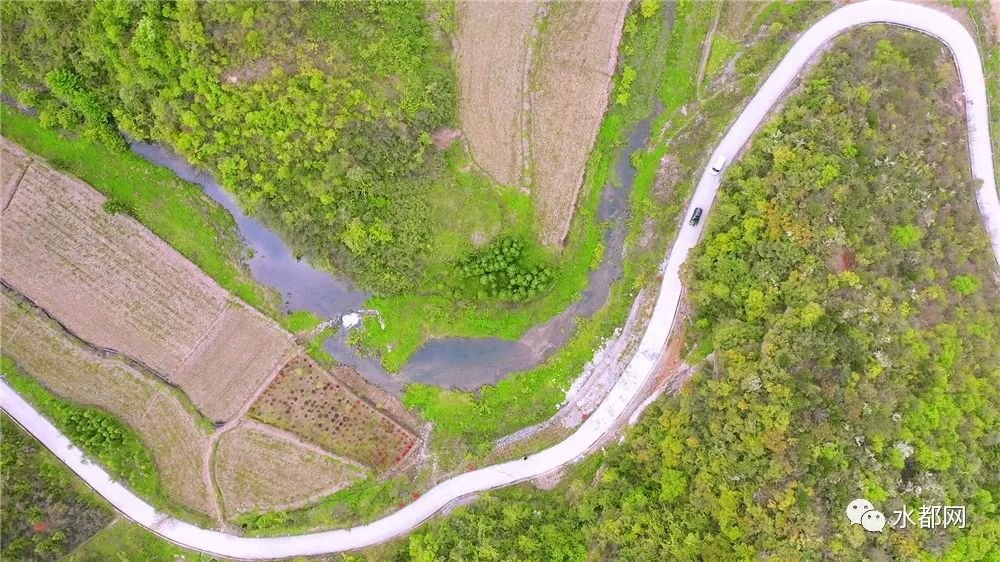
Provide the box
[0,150,292,421]
[250,355,419,472]
[453,0,538,188]
[1,138,29,210]
[530,0,628,246]
[454,1,627,247]
[1,159,228,376]
[0,291,215,517]
[176,305,294,421]
[213,422,363,517]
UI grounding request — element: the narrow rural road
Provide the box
[3,1,999,558]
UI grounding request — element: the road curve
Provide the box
[3,0,999,558]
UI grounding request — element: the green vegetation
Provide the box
[233,476,415,536]
[1,0,493,295]
[449,237,554,303]
[2,0,557,356]
[958,0,1000,191]
[281,310,325,334]
[704,33,739,81]
[0,416,210,562]
[64,519,215,562]
[0,414,113,561]
[380,27,1000,561]
[1,357,159,502]
[306,326,337,366]
[403,0,830,461]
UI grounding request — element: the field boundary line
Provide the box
[240,419,370,472]
[1,153,31,213]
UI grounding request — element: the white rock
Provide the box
[342,312,361,329]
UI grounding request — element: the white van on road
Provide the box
[710,155,727,175]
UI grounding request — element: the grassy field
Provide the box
[65,519,219,562]
[233,474,420,536]
[704,33,739,83]
[249,356,419,471]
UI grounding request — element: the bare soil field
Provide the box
[454,1,627,246]
[453,0,538,189]
[213,422,364,517]
[0,158,227,374]
[530,0,628,246]
[176,305,294,421]
[1,137,29,210]
[0,147,292,421]
[0,291,215,517]
[249,355,420,472]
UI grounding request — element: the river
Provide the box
[129,117,651,393]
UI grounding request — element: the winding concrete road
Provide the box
[3,0,999,558]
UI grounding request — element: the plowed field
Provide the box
[454,1,627,246]
[530,0,628,246]
[176,305,293,421]
[250,356,419,472]
[0,146,293,421]
[1,138,28,209]
[454,0,538,189]
[214,422,364,517]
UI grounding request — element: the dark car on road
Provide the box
[690,207,703,226]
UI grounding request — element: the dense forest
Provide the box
[1,415,112,561]
[1,0,460,292]
[385,28,1000,560]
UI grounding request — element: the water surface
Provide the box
[128,115,652,393]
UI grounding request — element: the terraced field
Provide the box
[0,141,294,421]
[214,422,364,517]
[530,0,628,246]
[249,356,419,472]
[0,291,214,517]
[175,306,294,421]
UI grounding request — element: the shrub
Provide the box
[951,275,981,296]
[101,198,138,219]
[451,237,554,303]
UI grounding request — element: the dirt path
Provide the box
[241,419,369,471]
[695,3,723,98]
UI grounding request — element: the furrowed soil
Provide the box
[0,292,215,517]
[454,0,627,246]
[530,0,629,246]
[0,141,293,421]
[176,306,294,421]
[454,0,537,189]
[250,355,420,473]
[214,422,365,517]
